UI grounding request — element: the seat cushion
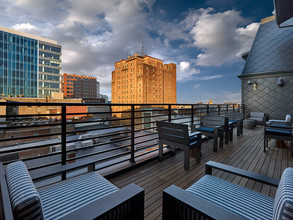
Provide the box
[273,168,293,220]
[265,128,292,136]
[229,120,238,124]
[249,117,263,122]
[270,124,291,129]
[189,136,200,145]
[186,175,274,220]
[6,161,44,220]
[38,172,119,220]
[196,127,214,133]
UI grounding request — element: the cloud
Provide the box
[194,75,223,80]
[0,1,258,102]
[2,0,155,97]
[12,23,38,32]
[177,61,200,82]
[187,9,259,66]
[194,84,200,89]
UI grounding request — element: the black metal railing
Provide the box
[0,102,244,179]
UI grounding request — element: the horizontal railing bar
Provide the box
[133,114,168,120]
[27,160,62,171]
[64,124,131,136]
[65,117,132,125]
[68,144,131,157]
[65,138,132,154]
[0,102,243,107]
[95,157,130,171]
[0,141,63,154]
[1,132,63,143]
[67,150,130,163]
[0,122,62,130]
[3,151,62,165]
[134,137,158,146]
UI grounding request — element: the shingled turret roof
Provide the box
[241,18,293,76]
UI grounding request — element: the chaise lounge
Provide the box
[0,160,144,220]
[162,161,291,220]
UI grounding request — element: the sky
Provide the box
[0,0,275,103]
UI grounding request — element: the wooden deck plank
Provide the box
[109,126,293,220]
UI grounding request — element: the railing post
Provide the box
[130,105,135,164]
[168,104,171,122]
[191,105,194,132]
[191,105,194,125]
[226,105,228,112]
[217,105,220,116]
[61,104,67,180]
[233,105,235,112]
[206,105,209,115]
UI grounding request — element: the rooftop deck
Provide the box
[110,125,293,220]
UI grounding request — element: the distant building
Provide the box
[62,73,97,99]
[0,26,62,98]
[239,16,293,119]
[207,99,213,104]
[97,81,100,98]
[111,54,176,115]
[100,94,109,103]
[1,93,85,120]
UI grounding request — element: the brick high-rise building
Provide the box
[61,73,97,99]
[111,54,176,114]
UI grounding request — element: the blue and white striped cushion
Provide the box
[273,168,293,220]
[6,161,44,220]
[186,175,274,220]
[38,172,119,220]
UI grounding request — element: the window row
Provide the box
[39,43,61,53]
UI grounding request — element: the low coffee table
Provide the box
[243,119,257,129]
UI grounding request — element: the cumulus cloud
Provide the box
[177,61,200,82]
[2,0,155,98]
[187,9,259,66]
[0,1,259,100]
[12,23,38,32]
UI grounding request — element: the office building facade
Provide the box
[0,26,61,98]
[62,73,97,99]
[38,42,62,98]
[111,54,176,114]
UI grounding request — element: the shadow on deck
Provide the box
[110,125,293,220]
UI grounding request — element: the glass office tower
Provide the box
[0,30,38,97]
[0,26,61,98]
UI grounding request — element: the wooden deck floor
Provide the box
[110,126,293,220]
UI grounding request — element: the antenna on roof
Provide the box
[134,41,148,57]
[141,42,145,56]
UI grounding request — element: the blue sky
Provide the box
[1,0,274,103]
